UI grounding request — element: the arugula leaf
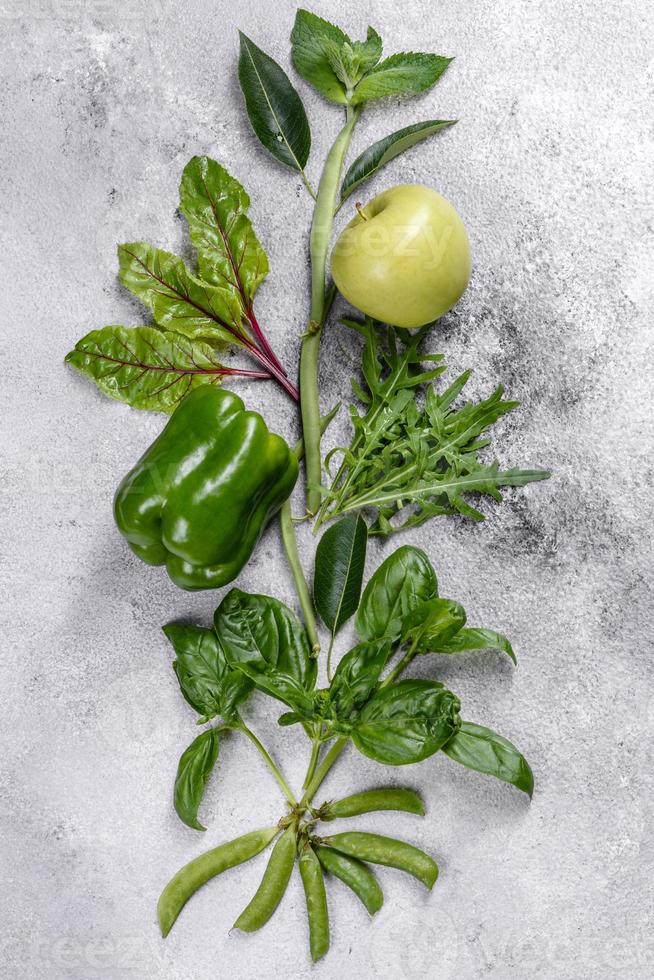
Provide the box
[351,680,461,765]
[173,728,220,831]
[214,589,316,691]
[238,31,311,173]
[355,545,437,643]
[163,623,252,723]
[351,53,452,104]
[179,156,269,302]
[329,640,391,720]
[401,597,467,652]
[442,721,533,797]
[314,514,368,635]
[340,120,456,202]
[434,628,516,665]
[318,322,550,534]
[65,326,270,414]
[117,242,243,343]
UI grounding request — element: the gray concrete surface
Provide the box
[2,1,653,977]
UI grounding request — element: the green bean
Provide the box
[298,844,330,962]
[322,831,438,889]
[324,788,425,820]
[314,843,383,915]
[158,826,278,937]
[233,824,297,932]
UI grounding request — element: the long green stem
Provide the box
[300,737,348,807]
[302,735,322,790]
[301,106,360,516]
[239,721,297,807]
[280,500,320,653]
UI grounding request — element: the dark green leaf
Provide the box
[352,52,452,104]
[233,661,315,717]
[329,640,391,719]
[163,623,252,723]
[117,242,243,342]
[340,120,456,202]
[65,326,238,414]
[314,514,368,635]
[442,721,533,797]
[355,545,437,643]
[238,31,311,172]
[179,155,269,301]
[434,627,516,664]
[173,728,220,831]
[351,679,461,765]
[277,711,303,727]
[402,597,467,652]
[214,589,316,690]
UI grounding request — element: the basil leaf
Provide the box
[277,711,303,727]
[290,9,350,103]
[329,640,391,720]
[117,242,243,342]
[351,53,452,104]
[173,728,220,831]
[351,680,461,765]
[179,155,269,301]
[163,623,252,723]
[402,597,467,652]
[214,589,316,691]
[232,661,315,718]
[238,31,311,173]
[434,628,516,665]
[340,120,456,202]
[314,514,368,635]
[65,326,235,414]
[355,545,437,643]
[442,722,533,797]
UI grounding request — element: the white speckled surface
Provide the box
[2,1,653,977]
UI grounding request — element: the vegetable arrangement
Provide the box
[65,8,549,963]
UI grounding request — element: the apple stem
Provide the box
[299,104,361,516]
[354,202,368,221]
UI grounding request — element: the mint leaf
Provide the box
[64,326,270,414]
[238,31,311,172]
[117,242,244,344]
[179,156,269,303]
[340,120,456,202]
[352,52,452,104]
[291,9,350,103]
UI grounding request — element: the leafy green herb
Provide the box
[355,545,438,643]
[351,52,452,103]
[442,721,534,797]
[318,321,550,533]
[434,628,516,664]
[173,728,220,831]
[401,597,468,652]
[313,514,368,637]
[340,120,456,202]
[328,640,391,720]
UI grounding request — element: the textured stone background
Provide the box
[2,1,653,977]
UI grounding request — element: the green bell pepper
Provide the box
[113,386,298,590]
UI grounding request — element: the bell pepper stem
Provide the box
[280,500,320,654]
[301,105,360,515]
[239,720,297,807]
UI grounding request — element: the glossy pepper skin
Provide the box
[113,386,298,590]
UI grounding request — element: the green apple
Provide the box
[330,184,471,329]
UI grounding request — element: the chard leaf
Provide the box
[314,514,368,635]
[355,545,437,643]
[351,680,461,765]
[352,52,452,104]
[173,728,220,831]
[443,721,533,797]
[179,155,269,302]
[238,31,311,173]
[341,120,456,202]
[117,242,243,343]
[65,326,267,414]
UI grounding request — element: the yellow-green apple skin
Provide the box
[331,184,471,329]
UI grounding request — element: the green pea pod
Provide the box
[158,826,278,937]
[322,831,438,889]
[299,845,330,962]
[324,788,425,820]
[233,824,296,932]
[314,843,383,915]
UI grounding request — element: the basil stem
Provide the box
[301,105,360,515]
